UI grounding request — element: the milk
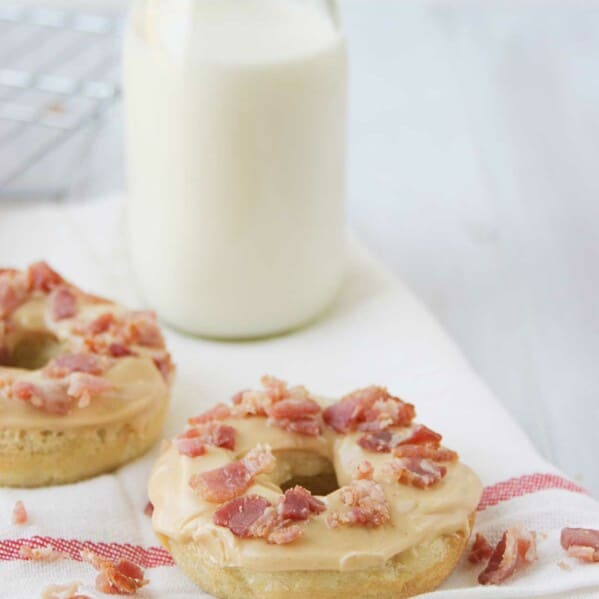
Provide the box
[123,0,347,338]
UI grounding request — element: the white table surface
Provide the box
[2,0,598,495]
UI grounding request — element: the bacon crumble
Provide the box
[50,286,78,320]
[213,486,325,544]
[189,445,275,503]
[327,480,390,529]
[358,424,442,453]
[323,386,415,434]
[384,457,447,489]
[231,376,323,437]
[174,422,236,457]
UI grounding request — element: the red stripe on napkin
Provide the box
[0,537,173,567]
[478,473,586,510]
[0,472,588,567]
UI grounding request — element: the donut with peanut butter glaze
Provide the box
[149,376,482,599]
[0,262,173,487]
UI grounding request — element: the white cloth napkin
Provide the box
[0,195,598,599]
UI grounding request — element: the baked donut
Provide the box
[0,262,173,487]
[149,376,482,599]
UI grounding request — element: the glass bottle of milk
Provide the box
[123,0,347,338]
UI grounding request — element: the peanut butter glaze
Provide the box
[149,410,482,572]
[0,275,170,431]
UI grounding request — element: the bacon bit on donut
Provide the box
[188,403,232,425]
[123,311,164,348]
[81,551,148,595]
[41,582,90,599]
[0,269,28,318]
[323,386,415,434]
[384,457,447,489]
[144,501,154,517]
[279,486,326,521]
[66,373,111,408]
[152,352,173,382]
[214,486,323,544]
[358,424,442,453]
[12,500,27,525]
[327,480,390,529]
[174,423,236,457]
[231,377,323,437]
[469,533,494,564]
[561,528,599,562]
[232,389,272,417]
[261,375,289,402]
[109,343,135,358]
[20,543,68,562]
[50,286,78,320]
[27,262,64,293]
[478,527,537,585]
[86,312,116,335]
[356,460,374,480]
[393,445,458,462]
[213,495,273,537]
[173,436,206,458]
[44,354,104,378]
[268,396,322,437]
[12,380,73,415]
[189,445,275,503]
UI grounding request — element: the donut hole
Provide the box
[271,450,339,496]
[5,331,62,370]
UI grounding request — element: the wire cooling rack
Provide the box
[0,4,123,199]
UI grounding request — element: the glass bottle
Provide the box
[123,0,347,338]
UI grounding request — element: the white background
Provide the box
[2,0,598,494]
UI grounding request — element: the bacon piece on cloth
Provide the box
[188,403,232,425]
[385,457,447,489]
[27,262,64,292]
[189,445,275,503]
[12,500,28,525]
[174,422,236,457]
[41,582,90,599]
[323,386,415,434]
[327,480,390,528]
[358,424,442,453]
[50,286,78,320]
[81,551,148,596]
[144,501,154,517]
[20,543,68,562]
[44,354,104,378]
[279,486,325,521]
[0,269,28,318]
[469,533,494,564]
[561,528,599,562]
[478,527,537,585]
[12,380,73,415]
